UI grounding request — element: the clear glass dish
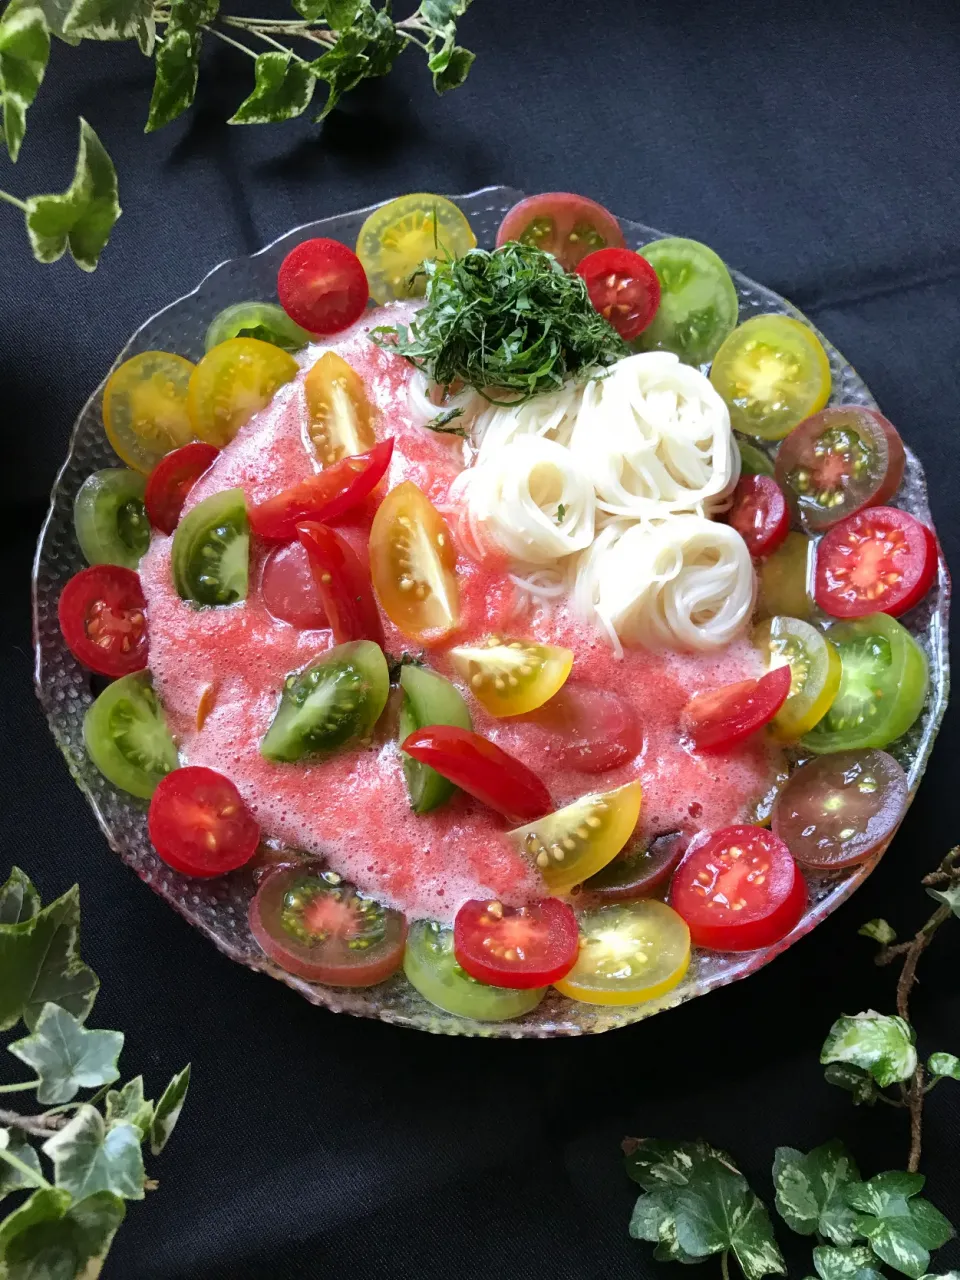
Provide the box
[32,186,950,1038]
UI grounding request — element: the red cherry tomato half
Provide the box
[726,474,789,558]
[814,506,938,619]
[530,683,643,773]
[144,442,219,535]
[681,665,791,751]
[400,726,552,823]
[670,825,806,951]
[575,247,661,341]
[58,564,148,678]
[277,238,369,336]
[454,897,579,989]
[495,192,625,271]
[249,439,393,542]
[296,521,384,646]
[148,765,260,878]
[260,541,328,630]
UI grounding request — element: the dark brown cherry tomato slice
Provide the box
[249,864,406,987]
[297,521,384,646]
[670,825,806,951]
[147,765,259,877]
[581,832,689,902]
[775,406,906,533]
[453,897,579,989]
[249,439,393,542]
[144,441,219,535]
[575,247,661,341]
[726,474,789,558]
[681,665,791,751]
[529,683,643,773]
[58,564,148,677]
[772,749,908,870]
[814,507,937,619]
[260,542,328,630]
[495,192,625,271]
[277,238,369,336]
[400,726,552,823]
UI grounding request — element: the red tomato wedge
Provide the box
[400,726,552,823]
[681,665,791,751]
[726,474,789,558]
[495,192,625,271]
[148,766,259,878]
[813,506,937,619]
[297,521,384,645]
[576,247,661,340]
[58,564,148,677]
[277,238,369,336]
[260,542,328,630]
[670,826,806,951]
[144,441,219,535]
[530,683,643,773]
[248,439,393,542]
[453,897,579,989]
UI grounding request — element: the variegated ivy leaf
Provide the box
[146,24,201,131]
[150,1063,190,1155]
[928,1052,960,1080]
[813,1244,885,1280]
[821,1011,917,1088]
[43,1104,145,1201]
[0,1127,43,1199]
[859,918,896,945]
[0,877,98,1031]
[105,1075,154,1139]
[169,0,217,25]
[230,50,316,125]
[0,0,49,162]
[62,0,152,42]
[927,884,960,917]
[0,1187,125,1275]
[919,1273,960,1279]
[9,1003,123,1104]
[845,1172,954,1280]
[36,0,79,42]
[312,30,369,119]
[823,1063,880,1106]
[427,40,472,92]
[419,0,471,26]
[773,1141,862,1246]
[24,117,120,270]
[0,867,40,926]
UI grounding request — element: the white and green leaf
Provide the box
[312,31,369,119]
[0,868,40,926]
[823,1063,880,1106]
[0,881,98,1032]
[35,0,78,42]
[230,50,316,125]
[859,918,896,945]
[9,1003,123,1104]
[42,1104,144,1201]
[0,1,49,162]
[926,884,960,917]
[150,1063,190,1155]
[0,1128,43,1199]
[821,1012,918,1088]
[928,1052,960,1080]
[145,24,201,131]
[0,1187,125,1277]
[773,1141,862,1245]
[813,1244,885,1280]
[62,0,152,42]
[105,1076,154,1139]
[25,116,120,271]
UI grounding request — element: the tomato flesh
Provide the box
[277,238,369,335]
[249,439,393,542]
[103,351,197,474]
[296,521,384,646]
[400,726,551,823]
[74,469,150,571]
[144,442,219,535]
[681,665,791,751]
[205,301,311,352]
[453,897,579,989]
[814,507,937,619]
[670,825,806,951]
[59,565,148,678]
[304,351,377,466]
[450,637,573,717]
[148,765,259,878]
[187,338,299,448]
[404,921,546,1021]
[260,541,328,629]
[576,247,660,341]
[528,683,643,773]
[369,481,460,642]
[83,672,178,799]
[753,615,841,740]
[553,900,691,1006]
[496,192,624,271]
[357,194,477,304]
[582,832,689,902]
[726,474,789,557]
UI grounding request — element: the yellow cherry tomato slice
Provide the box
[710,314,831,440]
[753,615,842,740]
[508,780,642,895]
[450,638,573,717]
[103,351,197,474]
[304,351,376,467]
[187,338,298,448]
[553,900,690,1006]
[369,480,459,642]
[356,193,477,304]
[757,531,814,620]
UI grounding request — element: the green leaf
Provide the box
[419,0,471,25]
[845,1174,954,1280]
[847,1172,926,1212]
[42,1105,144,1201]
[928,1052,960,1080]
[926,885,960,916]
[859,918,897,945]
[0,1188,125,1278]
[824,1063,880,1106]
[9,1003,123,1105]
[150,1063,190,1155]
[0,1,49,162]
[0,1128,43,1199]
[229,50,316,125]
[624,1137,736,1190]
[428,40,472,92]
[145,24,200,131]
[919,1273,960,1279]
[0,868,40,926]
[104,1076,154,1139]
[813,1244,885,1280]
[773,1141,862,1245]
[169,0,217,24]
[321,0,367,27]
[867,1227,930,1279]
[24,117,120,271]
[311,29,370,119]
[822,1012,917,1088]
[0,1187,72,1254]
[357,8,407,77]
[0,881,98,1032]
[35,0,78,42]
[62,0,151,41]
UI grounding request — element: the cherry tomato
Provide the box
[187,338,299,448]
[635,238,739,366]
[814,507,937,620]
[249,440,393,542]
[58,565,148,678]
[204,301,311,353]
[357,194,477,304]
[398,664,472,815]
[400,726,551,823]
[453,897,579,989]
[757,531,814,620]
[775,406,906,533]
[249,865,406,986]
[103,351,197,474]
[449,637,573,718]
[277,238,369,335]
[404,921,546,1021]
[726,474,789,557]
[670,826,806,951]
[84,672,178,799]
[260,542,328,629]
[575,247,660,341]
[581,831,689,902]
[74,469,149,570]
[148,766,259,878]
[680,665,791,751]
[753,615,841,740]
[304,351,376,466]
[296,521,384,646]
[496,192,624,272]
[529,683,643,774]
[553,900,690,1006]
[144,442,219,535]
[369,481,459,642]
[736,439,775,478]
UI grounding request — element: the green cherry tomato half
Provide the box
[74,469,150,570]
[802,613,928,753]
[634,237,739,366]
[398,664,472,814]
[171,488,249,607]
[753,615,842,741]
[204,301,313,353]
[403,920,546,1022]
[757,531,814,621]
[83,672,179,799]
[736,437,776,478]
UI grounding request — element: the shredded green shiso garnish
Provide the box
[371,242,628,404]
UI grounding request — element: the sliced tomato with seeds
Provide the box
[725,474,789,558]
[277,238,369,335]
[453,897,579,989]
[449,637,573,718]
[249,439,393,542]
[575,247,661,341]
[529,683,643,773]
[58,565,148,678]
[554,900,691,1006]
[814,507,937,619]
[369,481,460,642]
[297,521,384,646]
[148,766,259,878]
[680,665,791,751]
[495,192,625,271]
[260,541,328,630]
[144,442,219,534]
[304,351,377,466]
[581,832,689,902]
[400,725,551,823]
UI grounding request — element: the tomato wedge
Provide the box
[582,832,689,902]
[495,192,624,271]
[725,474,789,558]
[296,521,384,645]
[144,442,219,535]
[403,921,546,1021]
[529,683,643,773]
[453,897,579,989]
[260,541,328,629]
[554,900,690,1006]
[277,238,369,335]
[103,351,197,474]
[59,565,148,678]
[670,826,806,951]
[449,637,573,717]
[187,339,299,448]
[249,439,394,542]
[757,531,814,620]
[753,615,841,741]
[369,481,459,642]
[304,351,376,466]
[400,726,551,823]
[814,507,937,619]
[576,247,660,341]
[148,765,260,877]
[680,665,791,751]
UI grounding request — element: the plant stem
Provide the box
[0,1145,51,1190]
[0,1080,39,1094]
[238,25,308,57]
[0,1107,68,1138]
[202,24,258,58]
[720,1250,731,1280]
[221,14,335,46]
[0,189,28,212]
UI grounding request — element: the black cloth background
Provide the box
[2,1,959,1275]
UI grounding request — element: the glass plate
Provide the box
[32,186,950,1038]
